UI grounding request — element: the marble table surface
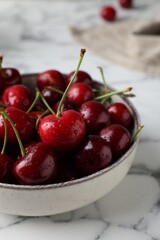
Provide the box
[0,0,160,239]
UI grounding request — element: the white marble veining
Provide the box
[0,0,160,239]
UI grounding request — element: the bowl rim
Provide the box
[0,74,141,190]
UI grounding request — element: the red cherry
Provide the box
[38,110,86,152]
[41,88,62,105]
[119,0,132,8]
[0,154,13,183]
[2,84,33,112]
[13,142,58,185]
[37,70,65,91]
[0,68,21,94]
[66,70,93,86]
[75,135,112,175]
[100,6,116,21]
[0,107,34,144]
[66,82,94,106]
[99,124,131,159]
[107,102,132,129]
[79,100,111,134]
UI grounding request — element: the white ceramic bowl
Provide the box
[0,74,140,216]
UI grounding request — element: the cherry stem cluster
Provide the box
[56,48,86,117]
[27,89,55,114]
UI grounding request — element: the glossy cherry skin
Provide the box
[119,0,132,8]
[0,68,21,94]
[66,70,93,87]
[66,82,94,106]
[75,135,112,175]
[41,88,63,106]
[38,110,86,152]
[2,84,33,112]
[99,124,131,159]
[80,100,111,134]
[13,142,58,185]
[100,6,116,21]
[107,102,132,129]
[0,154,13,183]
[0,107,35,144]
[37,70,65,91]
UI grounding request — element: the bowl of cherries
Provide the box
[0,49,142,216]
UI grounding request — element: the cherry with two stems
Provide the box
[38,49,86,152]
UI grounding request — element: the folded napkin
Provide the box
[71,17,160,75]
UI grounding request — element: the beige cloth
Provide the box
[71,18,160,75]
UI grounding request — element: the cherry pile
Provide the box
[0,49,142,185]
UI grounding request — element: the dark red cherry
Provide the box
[37,70,65,91]
[99,124,131,159]
[66,70,93,86]
[75,135,112,175]
[0,107,35,144]
[0,68,21,94]
[79,100,111,134]
[2,84,33,112]
[66,82,94,106]
[54,100,77,113]
[0,154,13,183]
[41,88,62,105]
[38,110,86,152]
[13,142,58,185]
[119,0,132,8]
[100,6,116,21]
[107,102,132,129]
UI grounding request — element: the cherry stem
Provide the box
[2,111,25,157]
[1,113,7,155]
[97,66,109,93]
[132,125,144,142]
[36,109,49,129]
[56,48,86,117]
[27,91,41,113]
[95,87,132,101]
[47,86,64,95]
